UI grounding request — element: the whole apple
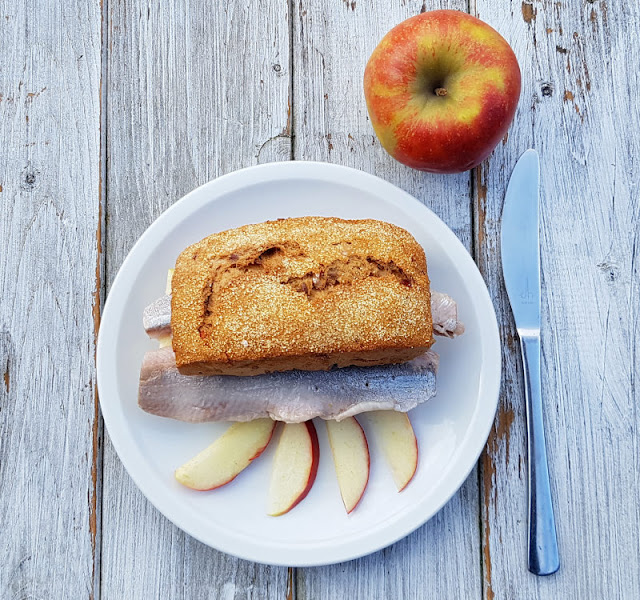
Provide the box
[364,10,521,173]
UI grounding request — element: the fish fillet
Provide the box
[143,291,464,340]
[143,294,172,340]
[431,291,465,337]
[139,347,438,423]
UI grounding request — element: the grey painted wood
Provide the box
[292,2,481,598]
[474,1,640,598]
[101,0,291,597]
[3,0,639,597]
[297,482,481,600]
[0,0,103,598]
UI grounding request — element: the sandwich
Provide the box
[138,217,463,423]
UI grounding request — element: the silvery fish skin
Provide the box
[142,294,172,339]
[139,347,439,423]
[142,290,464,340]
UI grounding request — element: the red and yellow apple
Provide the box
[175,419,276,491]
[364,10,521,173]
[326,417,370,513]
[268,421,319,516]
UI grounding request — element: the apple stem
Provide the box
[435,87,448,97]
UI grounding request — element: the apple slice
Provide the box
[367,411,418,491]
[326,417,370,513]
[165,268,174,295]
[268,421,319,516]
[158,335,172,348]
[175,419,276,490]
[156,268,176,349]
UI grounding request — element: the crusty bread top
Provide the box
[171,217,433,371]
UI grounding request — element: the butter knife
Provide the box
[501,149,560,576]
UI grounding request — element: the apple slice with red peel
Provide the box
[175,419,276,491]
[268,421,319,516]
[326,417,370,513]
[367,411,418,491]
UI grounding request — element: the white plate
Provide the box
[97,161,500,566]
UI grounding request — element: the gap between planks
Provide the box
[92,0,110,597]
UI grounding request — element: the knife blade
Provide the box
[501,149,541,333]
[501,149,560,576]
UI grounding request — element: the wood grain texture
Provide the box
[292,2,481,598]
[0,0,102,597]
[101,0,291,597]
[3,0,638,597]
[474,1,640,598]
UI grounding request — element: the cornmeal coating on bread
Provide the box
[171,217,433,375]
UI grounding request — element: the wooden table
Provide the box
[1,1,638,598]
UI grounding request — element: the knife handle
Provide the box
[519,333,560,576]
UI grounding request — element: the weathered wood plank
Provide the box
[292,2,480,598]
[475,1,640,597]
[0,0,102,597]
[101,0,291,597]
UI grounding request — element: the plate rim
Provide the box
[97,160,501,566]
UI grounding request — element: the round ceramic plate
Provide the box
[97,161,500,566]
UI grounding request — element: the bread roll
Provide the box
[171,217,433,375]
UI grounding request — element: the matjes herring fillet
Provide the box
[138,347,438,423]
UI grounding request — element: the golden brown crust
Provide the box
[171,217,433,375]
